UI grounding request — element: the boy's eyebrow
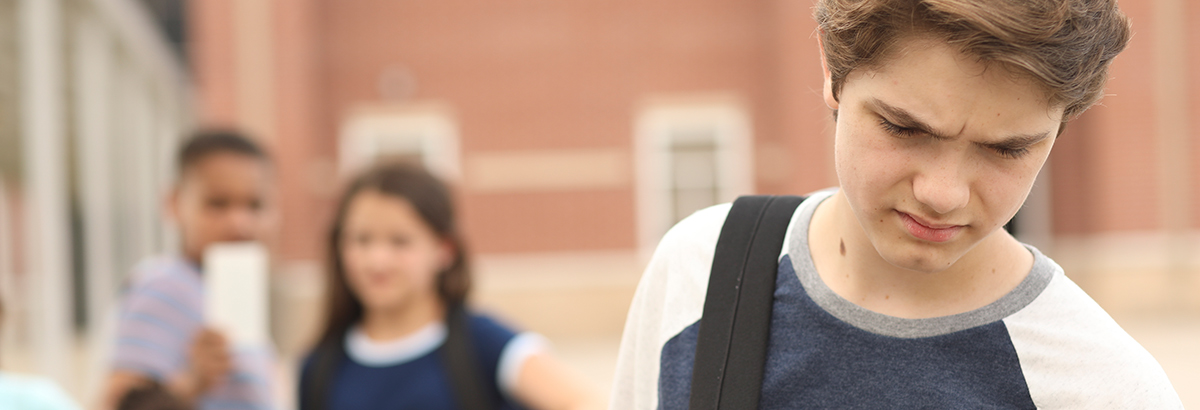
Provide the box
[980,132,1050,151]
[870,98,1050,147]
[870,98,952,139]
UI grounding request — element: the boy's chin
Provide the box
[874,242,970,274]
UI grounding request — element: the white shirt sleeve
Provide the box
[609,204,731,410]
[497,332,550,397]
[1005,273,1184,409]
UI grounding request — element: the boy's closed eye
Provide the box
[205,198,232,210]
[877,116,1037,159]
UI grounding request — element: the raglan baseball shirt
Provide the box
[610,190,1183,409]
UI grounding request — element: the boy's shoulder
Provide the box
[1004,270,1183,407]
[639,202,735,315]
[118,255,204,322]
[125,255,202,293]
[646,202,734,284]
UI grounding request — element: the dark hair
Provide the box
[816,0,1131,120]
[176,128,270,178]
[315,163,471,350]
[117,382,193,410]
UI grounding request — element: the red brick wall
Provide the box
[1050,114,1095,235]
[1191,0,1200,230]
[271,0,327,260]
[758,0,836,196]
[188,0,238,125]
[312,0,822,254]
[1088,0,1159,233]
[1052,0,1162,234]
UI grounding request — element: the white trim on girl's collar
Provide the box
[345,322,447,367]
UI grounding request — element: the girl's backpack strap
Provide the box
[441,303,499,410]
[300,333,346,410]
[689,195,805,410]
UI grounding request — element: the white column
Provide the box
[18,0,73,386]
[155,89,184,256]
[126,71,158,260]
[74,12,115,336]
[74,14,116,397]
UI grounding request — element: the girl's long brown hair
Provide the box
[314,162,471,351]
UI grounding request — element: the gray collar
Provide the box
[786,190,1057,338]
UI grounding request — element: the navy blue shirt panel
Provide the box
[658,255,1036,410]
[301,314,528,410]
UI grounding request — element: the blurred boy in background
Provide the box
[101,130,277,410]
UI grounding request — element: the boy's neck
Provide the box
[808,191,1033,319]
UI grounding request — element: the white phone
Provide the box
[203,241,270,347]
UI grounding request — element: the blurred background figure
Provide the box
[300,163,600,410]
[0,297,82,410]
[100,131,277,410]
[0,0,1196,409]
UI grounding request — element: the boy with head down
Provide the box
[612,0,1183,408]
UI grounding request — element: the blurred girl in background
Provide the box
[299,163,601,410]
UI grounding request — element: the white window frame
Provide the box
[338,104,461,181]
[635,100,753,258]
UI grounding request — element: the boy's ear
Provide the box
[818,33,839,110]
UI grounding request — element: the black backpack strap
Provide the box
[441,303,498,410]
[689,195,805,410]
[300,334,346,410]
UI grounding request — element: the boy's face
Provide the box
[827,37,1064,273]
[170,152,274,264]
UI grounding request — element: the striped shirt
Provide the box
[112,256,276,410]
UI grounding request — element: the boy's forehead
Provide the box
[847,38,1064,138]
[177,152,272,188]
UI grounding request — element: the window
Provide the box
[636,99,753,256]
[338,103,460,180]
[668,131,720,224]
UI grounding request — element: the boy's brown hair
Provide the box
[816,0,1131,120]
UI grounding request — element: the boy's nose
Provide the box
[226,207,259,240]
[912,162,970,215]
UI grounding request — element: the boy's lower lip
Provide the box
[898,211,963,243]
